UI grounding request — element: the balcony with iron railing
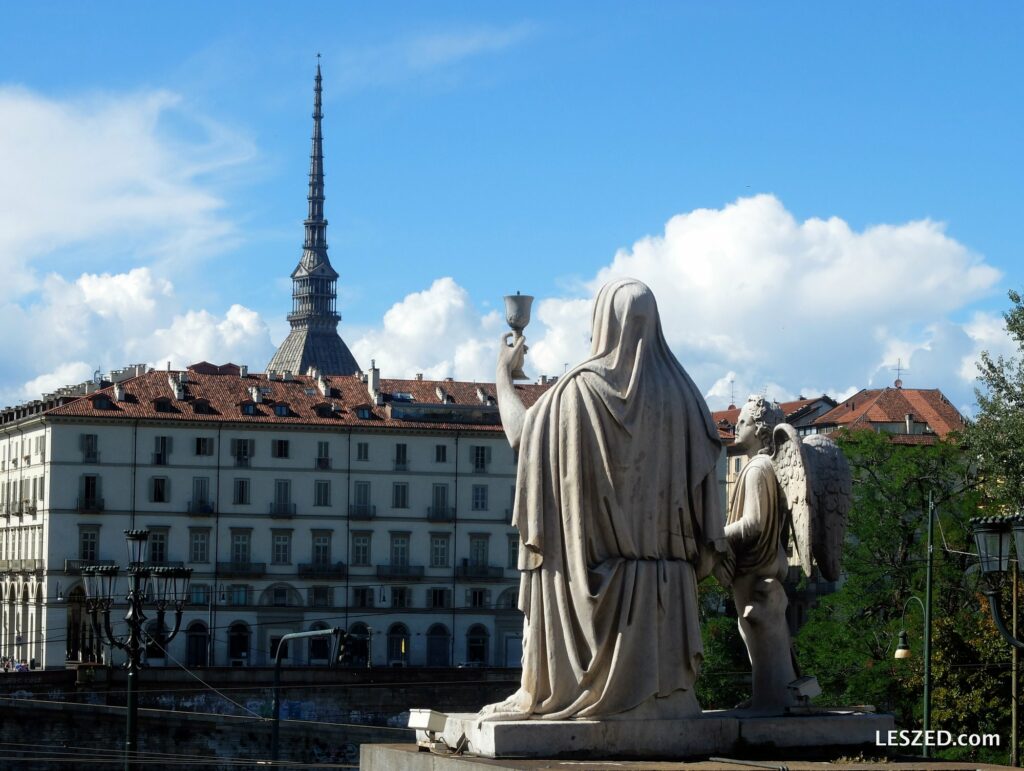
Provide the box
[76,497,105,513]
[377,564,425,580]
[188,500,216,516]
[455,564,505,581]
[427,506,456,522]
[269,502,296,518]
[348,504,376,520]
[298,561,348,579]
[144,560,185,570]
[64,558,117,573]
[217,561,267,578]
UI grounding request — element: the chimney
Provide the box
[415,373,423,381]
[249,386,262,404]
[168,374,185,401]
[113,383,126,402]
[905,413,913,434]
[476,386,487,404]
[282,370,292,382]
[317,375,329,397]
[239,365,248,378]
[367,360,381,405]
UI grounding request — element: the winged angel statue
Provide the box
[725,395,852,714]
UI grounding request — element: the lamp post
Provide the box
[970,514,1024,766]
[270,627,343,762]
[82,529,192,771]
[894,595,930,757]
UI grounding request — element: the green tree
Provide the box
[962,288,1024,512]
[794,430,1010,763]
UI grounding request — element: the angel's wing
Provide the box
[801,434,852,582]
[771,423,813,577]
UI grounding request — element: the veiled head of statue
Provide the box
[589,278,660,358]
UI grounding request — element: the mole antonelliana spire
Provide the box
[267,59,361,376]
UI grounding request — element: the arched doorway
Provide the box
[466,624,489,665]
[387,623,409,666]
[347,622,369,667]
[228,622,250,666]
[426,623,451,667]
[186,621,209,667]
[308,622,330,664]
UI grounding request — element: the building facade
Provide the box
[0,362,548,670]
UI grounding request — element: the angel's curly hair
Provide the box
[745,395,785,454]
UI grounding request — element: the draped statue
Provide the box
[480,278,730,721]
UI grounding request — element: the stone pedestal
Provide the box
[412,709,893,761]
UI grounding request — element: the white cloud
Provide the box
[350,278,504,381]
[0,268,273,406]
[350,196,1004,416]
[334,22,536,92]
[0,86,252,294]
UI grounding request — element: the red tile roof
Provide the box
[813,386,966,438]
[712,396,835,436]
[44,366,551,434]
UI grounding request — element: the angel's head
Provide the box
[736,395,784,454]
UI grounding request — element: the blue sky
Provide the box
[1,2,1021,413]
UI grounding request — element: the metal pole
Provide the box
[271,628,340,763]
[922,491,934,759]
[124,570,143,771]
[1014,569,1019,767]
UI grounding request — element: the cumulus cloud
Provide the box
[349,195,1004,416]
[0,85,268,407]
[0,268,274,405]
[350,278,504,381]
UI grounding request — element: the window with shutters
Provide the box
[351,533,371,566]
[428,587,451,609]
[392,482,409,509]
[391,586,410,609]
[314,480,330,507]
[471,445,490,473]
[434,444,447,463]
[272,532,291,564]
[231,438,255,467]
[467,588,490,608]
[149,530,168,564]
[353,481,371,506]
[311,586,330,608]
[190,530,210,563]
[233,478,250,505]
[430,535,450,568]
[150,477,170,503]
[507,535,519,569]
[81,433,99,463]
[78,527,99,561]
[153,436,171,466]
[192,477,211,509]
[356,442,369,461]
[390,533,410,567]
[312,532,331,565]
[352,587,374,608]
[195,437,214,456]
[469,535,489,567]
[471,484,488,511]
[231,531,251,564]
[394,443,408,470]
[271,439,289,458]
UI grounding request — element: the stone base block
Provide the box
[418,709,894,760]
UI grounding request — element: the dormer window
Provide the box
[356,407,372,420]
[193,399,213,415]
[274,404,291,418]
[241,402,257,416]
[154,397,173,413]
[91,394,113,410]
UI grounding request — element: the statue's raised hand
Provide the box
[498,332,527,381]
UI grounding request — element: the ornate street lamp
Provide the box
[82,530,192,771]
[970,515,1024,648]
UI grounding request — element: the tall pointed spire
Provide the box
[302,57,328,268]
[267,60,361,377]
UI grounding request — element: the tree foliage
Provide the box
[962,288,1024,512]
[794,430,1011,763]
